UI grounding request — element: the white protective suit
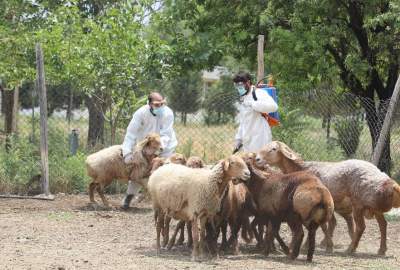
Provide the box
[235,86,278,152]
[122,104,177,158]
[122,104,177,199]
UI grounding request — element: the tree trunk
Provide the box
[3,88,19,134]
[3,87,19,150]
[86,94,105,148]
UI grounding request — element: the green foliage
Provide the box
[50,152,90,194]
[166,71,202,125]
[0,136,41,193]
[334,116,364,158]
[203,75,237,125]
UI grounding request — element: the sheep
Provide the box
[158,153,188,247]
[214,180,257,255]
[240,152,283,251]
[86,133,162,207]
[166,156,206,249]
[147,155,250,260]
[255,141,400,255]
[186,156,205,168]
[243,160,334,262]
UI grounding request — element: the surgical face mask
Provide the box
[235,83,247,96]
[152,106,165,116]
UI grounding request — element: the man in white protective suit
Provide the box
[232,72,278,153]
[121,92,177,209]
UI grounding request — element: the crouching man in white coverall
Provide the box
[232,72,278,153]
[121,92,177,209]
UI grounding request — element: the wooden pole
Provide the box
[35,43,50,196]
[372,74,400,166]
[257,35,265,85]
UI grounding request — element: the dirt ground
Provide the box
[1,194,399,270]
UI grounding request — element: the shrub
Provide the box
[333,115,364,157]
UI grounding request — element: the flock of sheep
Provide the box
[85,133,400,262]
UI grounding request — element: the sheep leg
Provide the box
[345,207,365,255]
[220,220,228,251]
[228,220,241,255]
[167,221,182,250]
[191,215,200,261]
[88,182,97,204]
[186,221,193,248]
[288,220,304,260]
[375,212,387,255]
[251,217,263,248]
[264,221,279,257]
[274,230,290,255]
[199,216,208,259]
[176,221,186,245]
[338,212,355,243]
[162,216,171,247]
[96,184,110,207]
[320,222,334,253]
[306,223,318,262]
[205,220,218,257]
[156,212,165,254]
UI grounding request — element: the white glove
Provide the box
[242,99,253,107]
[124,153,134,164]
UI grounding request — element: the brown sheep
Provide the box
[214,181,256,255]
[186,156,205,168]
[86,133,162,207]
[256,141,400,255]
[244,161,334,262]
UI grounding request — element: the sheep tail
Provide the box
[305,189,334,227]
[392,181,400,208]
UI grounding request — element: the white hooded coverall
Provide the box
[235,86,278,152]
[122,104,177,196]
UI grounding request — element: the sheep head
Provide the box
[167,153,187,165]
[240,152,275,174]
[150,157,166,174]
[186,156,205,168]
[137,133,162,158]
[255,141,302,167]
[222,155,250,185]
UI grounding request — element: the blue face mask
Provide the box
[236,85,247,96]
[152,106,165,116]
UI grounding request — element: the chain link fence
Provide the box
[0,85,399,195]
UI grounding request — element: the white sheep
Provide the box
[86,133,162,207]
[147,155,250,260]
[256,141,400,255]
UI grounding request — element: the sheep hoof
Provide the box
[377,248,386,256]
[345,246,355,255]
[166,242,174,251]
[191,255,200,262]
[326,245,334,253]
[319,238,327,247]
[232,249,240,256]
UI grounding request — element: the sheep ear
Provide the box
[277,142,299,161]
[223,159,230,171]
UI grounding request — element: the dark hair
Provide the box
[233,72,252,84]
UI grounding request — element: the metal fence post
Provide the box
[372,74,400,166]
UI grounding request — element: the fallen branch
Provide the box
[0,194,55,201]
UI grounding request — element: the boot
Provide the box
[121,194,134,210]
